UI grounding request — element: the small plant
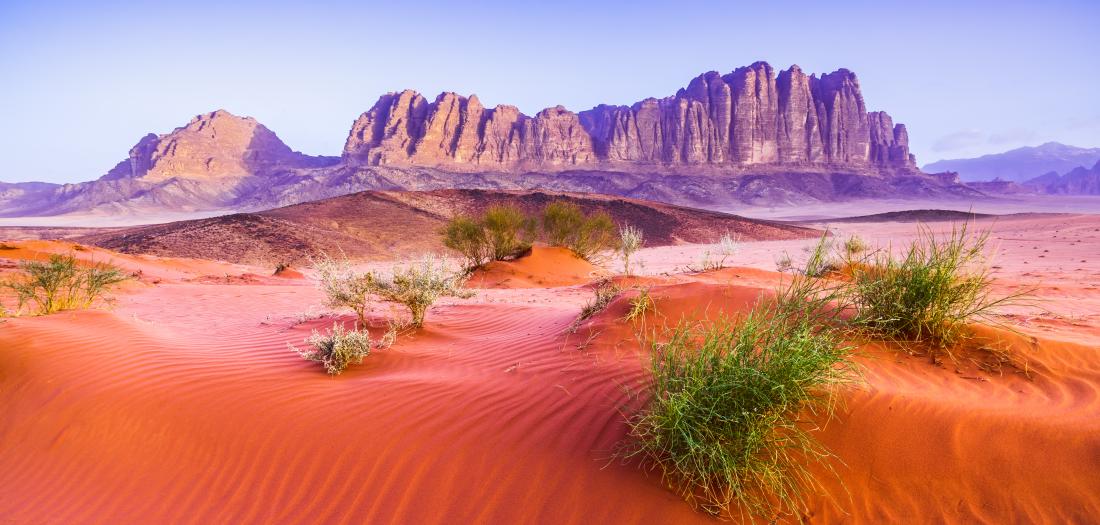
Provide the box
[290,322,372,375]
[313,253,374,329]
[693,232,740,272]
[3,253,128,315]
[542,201,586,247]
[366,254,471,328]
[774,253,794,273]
[619,224,644,275]
[577,279,622,322]
[274,262,290,274]
[843,235,868,257]
[621,287,658,330]
[619,256,856,519]
[848,222,1028,350]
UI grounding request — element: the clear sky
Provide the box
[1,0,1097,183]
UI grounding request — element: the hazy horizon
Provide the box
[2,0,1097,184]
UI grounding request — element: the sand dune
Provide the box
[1,234,1098,523]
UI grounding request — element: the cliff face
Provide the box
[343,62,915,172]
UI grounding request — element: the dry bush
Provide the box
[290,322,372,375]
[3,253,128,315]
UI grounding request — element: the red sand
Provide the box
[467,246,607,288]
[1,232,1099,523]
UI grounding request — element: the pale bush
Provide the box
[367,254,471,328]
[290,322,372,375]
[619,224,644,275]
[312,254,373,328]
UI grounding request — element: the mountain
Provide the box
[924,142,1100,183]
[74,189,818,264]
[3,62,979,218]
[0,110,339,217]
[344,63,915,171]
[1024,161,1100,195]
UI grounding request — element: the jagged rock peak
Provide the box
[342,63,916,172]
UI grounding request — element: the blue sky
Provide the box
[1,0,1097,183]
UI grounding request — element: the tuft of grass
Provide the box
[621,287,658,328]
[578,279,622,322]
[691,232,741,272]
[3,253,128,315]
[290,322,372,375]
[619,224,644,276]
[619,239,857,519]
[847,222,1029,350]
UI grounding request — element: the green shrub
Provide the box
[619,224,644,275]
[3,253,128,315]
[483,204,536,261]
[621,287,657,329]
[541,201,618,261]
[367,254,471,328]
[848,222,1026,349]
[441,216,492,270]
[542,201,586,246]
[620,240,856,519]
[290,322,372,375]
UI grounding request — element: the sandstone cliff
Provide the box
[343,62,915,172]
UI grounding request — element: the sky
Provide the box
[1,0,1097,183]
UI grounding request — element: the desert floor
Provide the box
[2,213,1099,523]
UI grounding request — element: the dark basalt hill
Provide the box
[75,189,819,265]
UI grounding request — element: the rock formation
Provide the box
[343,62,916,172]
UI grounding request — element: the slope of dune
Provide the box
[2,234,1098,523]
[74,189,819,264]
[466,246,607,289]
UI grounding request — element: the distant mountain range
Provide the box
[1,62,979,218]
[924,142,1100,183]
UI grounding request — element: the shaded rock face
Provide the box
[343,62,915,171]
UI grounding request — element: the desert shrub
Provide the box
[542,201,586,247]
[541,201,619,261]
[290,322,372,375]
[619,224,644,275]
[367,254,470,328]
[483,204,536,261]
[313,253,374,329]
[441,215,492,270]
[692,232,741,272]
[848,222,1027,349]
[619,260,856,519]
[843,235,868,257]
[3,253,128,315]
[577,279,622,322]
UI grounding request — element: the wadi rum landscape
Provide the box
[2,2,1098,524]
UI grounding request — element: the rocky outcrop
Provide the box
[343,62,916,172]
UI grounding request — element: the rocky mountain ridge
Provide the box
[344,63,915,172]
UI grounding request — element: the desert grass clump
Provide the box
[367,254,470,328]
[692,232,741,272]
[577,279,622,322]
[848,222,1026,349]
[541,201,619,261]
[290,322,372,375]
[621,287,659,332]
[313,253,374,329]
[483,204,537,261]
[619,224,645,275]
[620,240,856,519]
[3,253,128,315]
